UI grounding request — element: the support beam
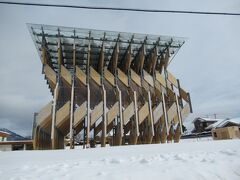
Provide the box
[135,43,146,74]
[175,93,183,134]
[115,86,123,145]
[86,35,91,148]
[108,34,120,73]
[147,46,158,74]
[101,86,107,147]
[121,36,134,73]
[162,92,169,136]
[51,82,59,149]
[57,29,64,65]
[98,33,105,74]
[148,91,154,137]
[129,91,139,145]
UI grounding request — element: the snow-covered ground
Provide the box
[0,140,239,180]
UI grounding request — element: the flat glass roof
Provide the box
[28,23,185,73]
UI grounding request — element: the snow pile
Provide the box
[0,140,239,180]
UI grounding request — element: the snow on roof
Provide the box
[0,130,10,137]
[206,117,240,130]
[193,117,223,123]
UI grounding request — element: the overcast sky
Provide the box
[0,0,240,136]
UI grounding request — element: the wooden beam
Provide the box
[51,83,59,149]
[73,34,76,66]
[101,86,107,147]
[41,31,52,66]
[148,91,154,137]
[121,36,133,73]
[73,101,87,128]
[98,34,105,74]
[69,73,75,149]
[86,36,91,148]
[104,67,115,86]
[117,68,129,87]
[57,30,64,65]
[153,102,163,124]
[147,46,158,74]
[175,94,183,134]
[44,64,57,86]
[56,101,70,129]
[130,69,141,87]
[76,66,87,85]
[90,101,103,127]
[107,102,119,125]
[143,70,154,87]
[135,44,146,74]
[167,71,178,87]
[162,92,169,135]
[108,34,120,73]
[138,102,149,124]
[155,71,166,87]
[116,86,123,145]
[123,102,134,125]
[61,65,72,86]
[90,67,101,86]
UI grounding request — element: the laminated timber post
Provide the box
[100,33,107,147]
[161,91,169,143]
[122,37,139,145]
[134,39,155,144]
[107,36,123,146]
[51,82,59,149]
[51,30,64,149]
[86,31,91,148]
[114,86,123,146]
[69,35,76,149]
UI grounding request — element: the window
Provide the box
[213,132,217,138]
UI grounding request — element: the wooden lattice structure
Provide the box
[29,24,192,149]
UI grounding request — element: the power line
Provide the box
[0,1,240,16]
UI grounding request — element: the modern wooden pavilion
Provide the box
[29,24,192,150]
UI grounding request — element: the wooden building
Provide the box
[192,117,221,133]
[212,126,240,140]
[28,24,192,149]
[209,118,240,140]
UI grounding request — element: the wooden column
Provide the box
[51,82,58,149]
[129,91,139,145]
[147,91,154,143]
[70,39,76,149]
[101,85,107,147]
[115,86,123,145]
[86,33,91,148]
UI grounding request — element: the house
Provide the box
[206,117,240,140]
[192,117,224,133]
[0,130,11,151]
[0,130,10,141]
[212,126,240,140]
[0,128,33,151]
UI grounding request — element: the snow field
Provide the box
[0,139,239,180]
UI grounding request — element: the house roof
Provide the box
[206,117,240,130]
[193,117,223,123]
[0,131,10,137]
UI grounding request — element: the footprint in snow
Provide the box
[220,149,236,156]
[139,158,150,164]
[110,158,122,164]
[97,171,106,176]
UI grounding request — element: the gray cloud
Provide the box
[0,0,239,135]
